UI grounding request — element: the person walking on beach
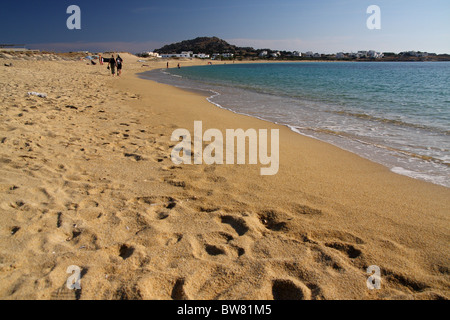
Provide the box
[109,54,117,77]
[116,55,123,76]
[167,62,169,68]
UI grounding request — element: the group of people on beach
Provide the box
[99,53,123,77]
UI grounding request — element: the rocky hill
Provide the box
[155,37,238,55]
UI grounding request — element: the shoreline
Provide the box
[139,65,450,189]
[0,55,449,300]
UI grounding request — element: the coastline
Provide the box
[141,63,450,188]
[0,54,448,300]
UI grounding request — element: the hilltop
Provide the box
[155,37,238,56]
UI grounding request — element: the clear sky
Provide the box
[1,0,449,54]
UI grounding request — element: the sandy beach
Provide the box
[0,52,448,300]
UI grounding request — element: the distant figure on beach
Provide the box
[177,63,180,69]
[109,54,117,77]
[116,55,123,76]
[99,54,103,65]
[167,62,169,68]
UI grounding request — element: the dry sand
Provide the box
[0,52,448,300]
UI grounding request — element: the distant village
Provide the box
[1,42,447,62]
[137,50,445,61]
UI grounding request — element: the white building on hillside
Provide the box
[367,50,384,58]
[357,51,368,58]
[161,52,192,58]
[193,53,210,59]
[211,53,234,59]
[181,51,193,57]
[271,52,281,58]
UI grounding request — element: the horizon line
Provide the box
[2,41,449,56]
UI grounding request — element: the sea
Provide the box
[140,62,450,188]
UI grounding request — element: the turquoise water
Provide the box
[142,62,450,187]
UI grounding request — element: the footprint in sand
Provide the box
[118,244,135,260]
[205,244,226,256]
[258,210,289,232]
[271,279,311,300]
[383,270,429,293]
[220,215,249,237]
[324,242,362,259]
[171,278,190,300]
[194,230,246,260]
[198,205,220,213]
[130,196,178,221]
[124,153,144,161]
[163,178,187,188]
[311,246,344,272]
[166,233,183,246]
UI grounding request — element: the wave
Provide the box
[289,125,450,167]
[330,110,450,135]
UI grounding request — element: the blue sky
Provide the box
[1,0,449,53]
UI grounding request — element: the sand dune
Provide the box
[0,53,448,300]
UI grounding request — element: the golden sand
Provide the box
[0,53,448,300]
